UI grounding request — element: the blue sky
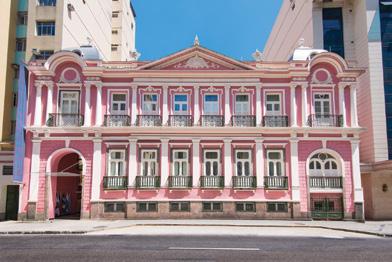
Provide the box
[132,0,282,61]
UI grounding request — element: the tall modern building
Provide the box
[0,0,137,221]
[264,0,392,220]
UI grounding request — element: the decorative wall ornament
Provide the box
[59,68,81,83]
[312,68,333,84]
[173,55,222,70]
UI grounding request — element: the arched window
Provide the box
[309,153,339,176]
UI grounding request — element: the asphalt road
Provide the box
[0,235,391,262]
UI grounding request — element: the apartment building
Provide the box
[18,40,364,220]
[264,0,392,220]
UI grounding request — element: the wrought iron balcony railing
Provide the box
[200,115,225,127]
[200,176,224,188]
[169,115,193,127]
[136,176,160,189]
[136,115,162,127]
[168,176,192,188]
[264,176,288,189]
[104,115,131,127]
[307,114,343,127]
[103,176,128,190]
[230,115,256,127]
[46,113,84,127]
[262,115,289,127]
[232,176,256,189]
[309,176,343,189]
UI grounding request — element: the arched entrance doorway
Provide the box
[45,149,85,220]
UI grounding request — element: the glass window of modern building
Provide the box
[322,8,345,58]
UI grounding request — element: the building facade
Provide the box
[264,0,392,220]
[19,43,364,220]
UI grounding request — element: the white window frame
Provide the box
[110,93,128,115]
[235,150,252,176]
[309,153,339,177]
[313,93,332,115]
[234,94,250,115]
[203,150,221,176]
[172,150,189,176]
[108,150,126,177]
[141,149,158,176]
[59,91,79,114]
[266,150,285,177]
[265,93,282,116]
[142,93,159,114]
[173,94,189,115]
[203,94,220,115]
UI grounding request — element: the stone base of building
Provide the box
[0,213,5,221]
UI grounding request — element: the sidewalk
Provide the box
[1,219,392,237]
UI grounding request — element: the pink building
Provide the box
[19,43,365,220]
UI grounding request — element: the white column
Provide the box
[290,138,300,202]
[224,85,231,125]
[301,84,308,127]
[160,139,169,187]
[351,139,364,203]
[290,84,297,127]
[193,86,200,126]
[350,84,358,127]
[28,139,41,202]
[162,85,168,125]
[91,139,102,201]
[95,83,103,126]
[192,139,200,187]
[224,139,232,187]
[256,84,262,126]
[84,83,92,127]
[255,139,264,188]
[45,82,53,125]
[131,85,137,125]
[339,84,347,127]
[128,139,137,187]
[34,83,42,126]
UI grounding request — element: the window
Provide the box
[60,91,79,114]
[2,166,13,176]
[236,202,256,212]
[13,65,19,79]
[16,38,26,52]
[39,50,54,60]
[203,94,219,115]
[204,150,220,176]
[172,150,188,176]
[309,153,339,176]
[265,94,281,115]
[173,94,188,114]
[267,202,288,213]
[267,150,284,177]
[112,30,118,35]
[235,150,251,176]
[36,21,56,36]
[108,150,125,177]
[141,150,157,176]
[111,45,118,52]
[314,94,331,116]
[170,202,190,212]
[322,8,345,58]
[112,12,119,18]
[202,202,223,212]
[235,94,250,115]
[17,12,28,25]
[142,94,158,114]
[13,93,17,107]
[111,93,127,114]
[38,0,56,6]
[104,202,124,213]
[137,202,158,212]
[10,121,16,136]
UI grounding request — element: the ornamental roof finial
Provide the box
[194,35,200,46]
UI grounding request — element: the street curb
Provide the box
[0,231,87,235]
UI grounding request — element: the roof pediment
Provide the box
[138,46,255,71]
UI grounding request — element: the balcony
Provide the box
[232,176,256,189]
[264,176,288,189]
[103,176,128,190]
[309,176,343,189]
[307,114,343,127]
[200,115,224,127]
[104,115,131,127]
[136,176,160,189]
[136,115,162,127]
[200,176,224,188]
[230,115,256,127]
[169,115,193,127]
[168,176,192,188]
[262,115,289,127]
[47,113,84,127]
